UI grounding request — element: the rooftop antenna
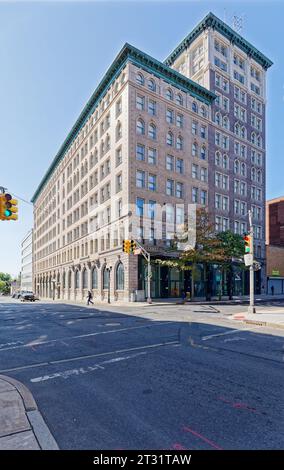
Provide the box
[232,14,244,34]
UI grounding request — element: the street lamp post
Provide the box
[106,266,112,304]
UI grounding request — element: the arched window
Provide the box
[257,135,262,148]
[200,146,206,160]
[223,116,229,130]
[241,126,246,139]
[223,154,228,169]
[166,131,173,146]
[251,167,256,181]
[251,132,256,145]
[215,112,221,126]
[116,263,124,290]
[176,135,183,150]
[176,93,183,106]
[192,102,198,113]
[200,105,206,118]
[103,266,109,290]
[148,79,156,91]
[75,270,80,289]
[257,169,262,183]
[92,268,98,289]
[234,159,240,174]
[148,123,156,140]
[82,269,88,289]
[192,142,198,157]
[241,162,246,177]
[68,271,72,289]
[234,123,240,136]
[136,119,145,135]
[136,73,144,85]
[215,151,221,166]
[166,88,173,100]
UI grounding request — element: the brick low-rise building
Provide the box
[266,196,284,294]
[32,13,272,301]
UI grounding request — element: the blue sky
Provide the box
[0,0,283,276]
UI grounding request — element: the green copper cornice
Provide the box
[31,43,215,203]
[165,12,273,70]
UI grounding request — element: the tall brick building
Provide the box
[32,12,272,301]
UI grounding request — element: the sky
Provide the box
[0,0,283,277]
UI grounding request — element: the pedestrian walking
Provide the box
[87,290,94,305]
[271,285,274,296]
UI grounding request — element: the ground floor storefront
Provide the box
[138,256,263,300]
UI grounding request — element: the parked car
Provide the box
[18,291,36,302]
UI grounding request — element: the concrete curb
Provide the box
[243,319,284,330]
[0,374,37,412]
[0,375,59,450]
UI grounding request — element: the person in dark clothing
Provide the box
[271,285,274,296]
[87,290,94,305]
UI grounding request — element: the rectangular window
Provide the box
[166,109,174,124]
[176,114,183,128]
[192,187,198,203]
[148,174,156,191]
[116,147,122,166]
[136,94,145,110]
[215,194,221,209]
[136,170,145,188]
[200,125,206,139]
[166,179,174,196]
[176,158,184,174]
[166,155,174,171]
[200,167,207,182]
[136,144,145,161]
[148,99,156,116]
[192,121,198,135]
[214,56,227,72]
[148,148,157,165]
[148,200,156,219]
[200,190,207,205]
[192,163,198,179]
[136,197,144,216]
[176,182,183,199]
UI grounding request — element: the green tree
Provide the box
[156,210,245,301]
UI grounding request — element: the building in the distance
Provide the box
[266,196,284,294]
[21,229,33,292]
[32,12,272,302]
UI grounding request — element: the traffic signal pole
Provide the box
[133,240,152,304]
[248,210,256,314]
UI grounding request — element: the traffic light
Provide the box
[243,234,251,253]
[122,240,131,253]
[130,240,136,253]
[0,193,18,221]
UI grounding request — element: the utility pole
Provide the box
[133,240,152,304]
[248,210,256,314]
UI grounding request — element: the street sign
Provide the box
[244,254,253,266]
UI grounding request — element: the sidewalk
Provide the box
[39,293,284,308]
[0,375,58,450]
[233,309,284,330]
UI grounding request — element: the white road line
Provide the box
[0,341,178,373]
[49,340,179,365]
[202,325,262,341]
[30,352,148,384]
[0,321,173,352]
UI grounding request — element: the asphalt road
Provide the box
[0,299,283,450]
